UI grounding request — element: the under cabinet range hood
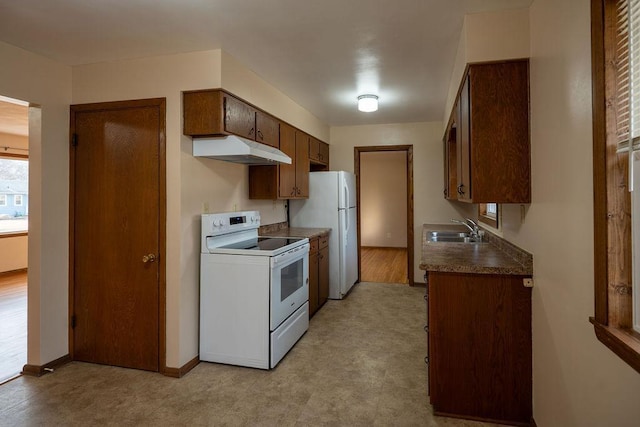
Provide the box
[192,135,292,165]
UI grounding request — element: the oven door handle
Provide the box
[272,244,309,267]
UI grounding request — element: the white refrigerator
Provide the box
[290,171,358,299]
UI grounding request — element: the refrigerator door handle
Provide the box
[344,181,350,211]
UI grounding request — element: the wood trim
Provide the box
[22,354,72,377]
[0,268,27,277]
[354,145,414,286]
[0,232,28,239]
[432,410,533,427]
[591,0,608,325]
[163,356,200,378]
[361,246,408,250]
[590,318,640,374]
[0,153,29,159]
[477,204,498,229]
[69,98,167,374]
[590,0,640,373]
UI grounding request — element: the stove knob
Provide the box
[220,219,225,227]
[251,216,256,223]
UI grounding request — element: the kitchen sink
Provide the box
[427,231,482,243]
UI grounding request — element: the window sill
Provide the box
[590,317,640,374]
[0,232,28,239]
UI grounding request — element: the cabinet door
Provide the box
[309,240,319,317]
[256,112,279,148]
[224,95,256,140]
[309,137,320,161]
[295,131,310,198]
[429,271,532,424]
[318,244,329,305]
[456,76,471,201]
[278,123,297,198]
[318,141,329,166]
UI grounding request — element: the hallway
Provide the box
[0,270,27,384]
[360,247,409,284]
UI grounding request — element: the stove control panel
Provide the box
[202,210,261,237]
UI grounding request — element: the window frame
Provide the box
[591,0,640,373]
[0,152,29,238]
[0,194,6,206]
[478,203,499,229]
[14,194,22,206]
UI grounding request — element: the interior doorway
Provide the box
[355,146,414,286]
[0,95,30,384]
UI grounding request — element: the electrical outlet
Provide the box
[203,202,210,213]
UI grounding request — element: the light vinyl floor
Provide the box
[0,282,496,426]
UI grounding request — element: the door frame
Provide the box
[68,98,167,373]
[354,145,414,286]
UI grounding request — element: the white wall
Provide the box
[443,8,530,128]
[73,49,330,367]
[330,122,475,282]
[360,151,407,248]
[0,41,72,366]
[498,0,640,425]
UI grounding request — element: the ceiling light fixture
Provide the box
[357,94,378,112]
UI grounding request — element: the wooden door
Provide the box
[70,98,166,372]
[278,123,297,197]
[295,132,309,198]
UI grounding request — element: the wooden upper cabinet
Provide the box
[183,89,280,148]
[183,90,225,137]
[448,60,530,203]
[278,123,297,198]
[309,137,330,171]
[249,123,309,200]
[224,95,257,140]
[255,111,279,148]
[295,131,310,198]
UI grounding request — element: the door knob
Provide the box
[142,254,156,263]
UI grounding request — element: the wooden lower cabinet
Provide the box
[427,271,532,426]
[309,233,330,318]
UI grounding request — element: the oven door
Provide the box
[270,243,310,330]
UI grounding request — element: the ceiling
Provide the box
[0,0,532,127]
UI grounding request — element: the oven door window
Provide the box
[280,257,304,301]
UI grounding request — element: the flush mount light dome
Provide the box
[357,94,378,112]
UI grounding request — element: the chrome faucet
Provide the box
[451,218,481,239]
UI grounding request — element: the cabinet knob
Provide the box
[424,356,429,365]
[249,127,255,137]
[457,184,465,195]
[424,325,429,333]
[257,130,264,140]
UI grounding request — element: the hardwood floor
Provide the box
[360,247,408,284]
[0,270,27,384]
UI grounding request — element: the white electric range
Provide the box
[200,210,309,369]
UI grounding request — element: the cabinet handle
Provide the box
[291,188,296,196]
[423,294,428,301]
[444,188,448,197]
[257,130,264,140]
[297,187,301,195]
[424,325,429,333]
[249,127,255,137]
[424,356,429,365]
[457,184,465,195]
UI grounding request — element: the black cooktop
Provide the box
[220,237,305,252]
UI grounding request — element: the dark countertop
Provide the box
[261,227,331,240]
[420,224,533,276]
